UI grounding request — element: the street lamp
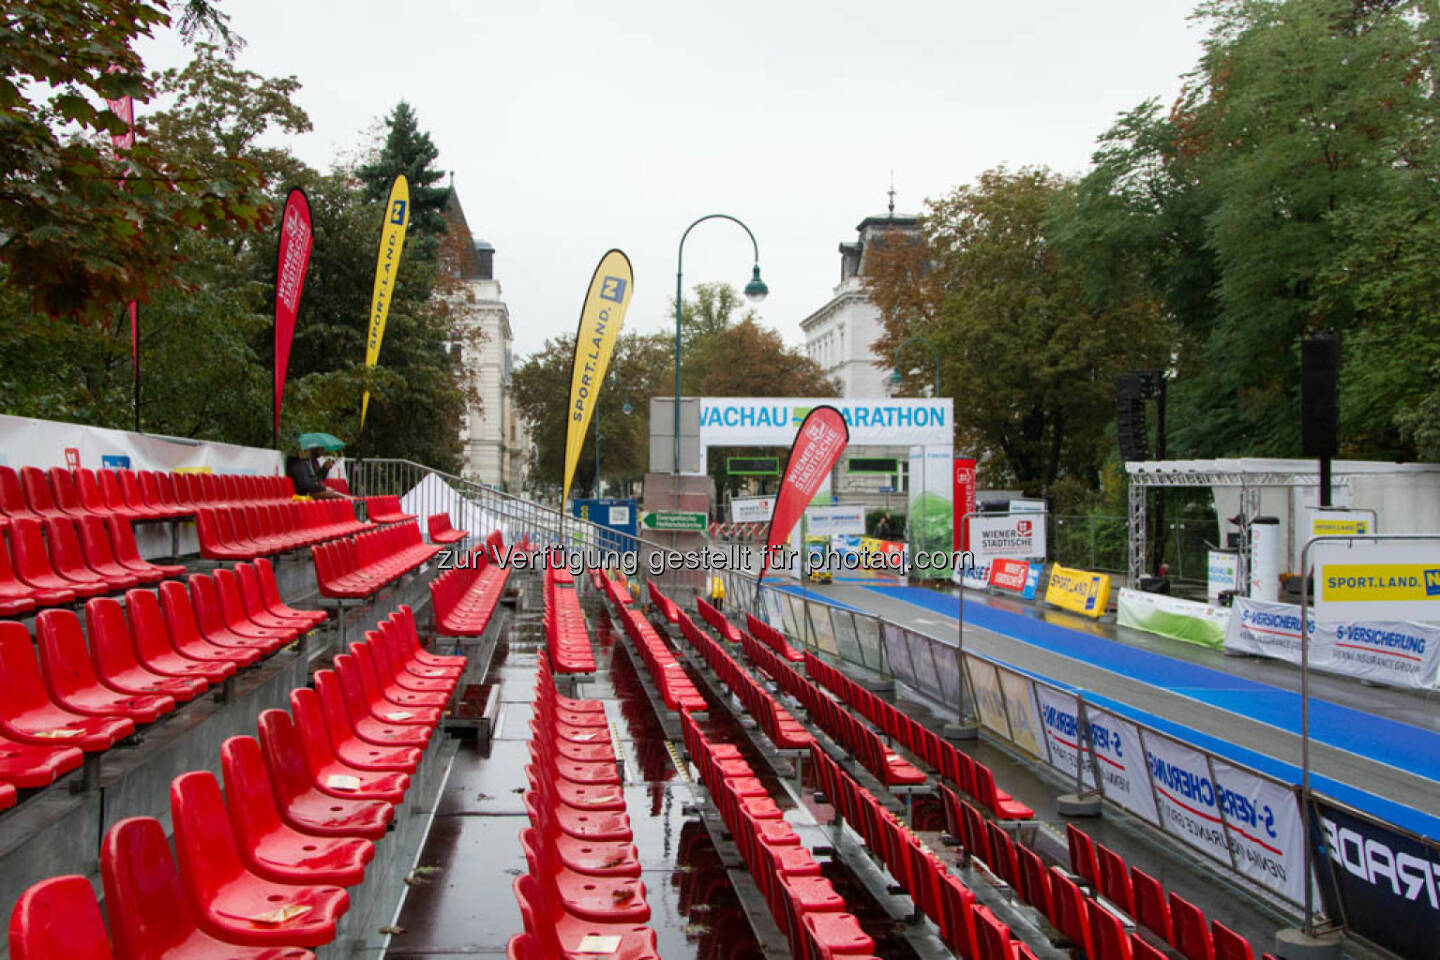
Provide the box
[890,335,941,397]
[674,214,767,506]
[595,372,632,498]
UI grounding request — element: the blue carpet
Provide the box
[866,585,1440,838]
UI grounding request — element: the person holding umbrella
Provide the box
[286,432,347,499]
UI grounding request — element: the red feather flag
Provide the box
[759,405,850,582]
[273,188,314,445]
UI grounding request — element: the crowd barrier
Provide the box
[713,567,1315,915]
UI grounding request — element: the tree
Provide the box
[1,1,275,321]
[512,332,672,499]
[676,281,753,349]
[355,101,450,249]
[867,167,1172,501]
[1066,0,1440,460]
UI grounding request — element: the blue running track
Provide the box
[865,585,1440,838]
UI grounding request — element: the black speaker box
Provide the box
[1302,333,1340,457]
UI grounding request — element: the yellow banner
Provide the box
[1312,517,1370,537]
[1320,564,1440,604]
[1045,563,1112,618]
[361,175,411,428]
[562,250,633,504]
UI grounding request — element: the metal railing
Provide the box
[717,565,1314,917]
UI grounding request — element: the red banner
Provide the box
[273,188,314,445]
[954,456,976,552]
[105,93,135,152]
[759,406,849,582]
[988,557,1030,592]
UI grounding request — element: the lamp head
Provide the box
[622,401,632,416]
[743,264,769,304]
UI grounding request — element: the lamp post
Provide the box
[595,373,632,497]
[673,215,768,507]
[889,335,941,398]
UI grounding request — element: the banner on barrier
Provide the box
[1045,564,1111,618]
[1314,540,1440,623]
[1226,597,1440,690]
[965,655,1011,739]
[996,667,1046,760]
[1117,588,1231,649]
[1144,732,1232,867]
[989,557,1043,599]
[1306,508,1374,538]
[1032,683,1093,788]
[1313,798,1440,959]
[1084,704,1159,826]
[968,514,1047,564]
[1212,759,1307,904]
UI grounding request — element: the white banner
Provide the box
[996,668,1046,761]
[965,655,1011,738]
[1227,597,1440,689]
[1314,540,1440,623]
[1208,550,1238,600]
[1143,733,1232,866]
[1084,704,1159,826]
[804,503,865,537]
[730,496,776,523]
[1211,758,1307,904]
[1117,588,1231,649]
[967,514,1048,564]
[699,397,951,447]
[0,413,281,476]
[1032,683,1093,789]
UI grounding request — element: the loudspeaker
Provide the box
[1115,372,1151,461]
[1302,333,1340,457]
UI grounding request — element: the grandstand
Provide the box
[0,416,1414,960]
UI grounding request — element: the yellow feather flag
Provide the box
[563,250,634,505]
[361,175,411,428]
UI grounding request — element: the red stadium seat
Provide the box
[170,771,350,947]
[8,874,114,960]
[0,621,135,751]
[106,515,185,579]
[219,735,375,888]
[34,608,175,723]
[85,597,207,702]
[1169,893,1215,960]
[124,588,237,684]
[294,683,421,774]
[254,711,395,840]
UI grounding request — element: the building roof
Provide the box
[442,189,486,280]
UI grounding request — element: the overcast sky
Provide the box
[139,0,1208,359]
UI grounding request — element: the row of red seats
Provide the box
[544,567,595,673]
[0,514,185,615]
[0,464,293,529]
[196,501,370,560]
[7,602,463,960]
[774,652,927,789]
[611,597,705,713]
[681,710,879,958]
[645,579,678,624]
[805,650,1034,820]
[364,495,416,526]
[312,524,439,600]
[1065,824,1268,960]
[425,512,469,545]
[809,744,1040,960]
[745,611,804,663]
[510,649,660,959]
[671,606,812,751]
[0,562,325,803]
[430,545,510,637]
[694,597,742,642]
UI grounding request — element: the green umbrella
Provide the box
[297,431,345,452]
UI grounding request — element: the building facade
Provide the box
[798,209,922,508]
[442,190,529,491]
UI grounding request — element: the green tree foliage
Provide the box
[0,32,469,471]
[356,101,451,252]
[1,1,273,320]
[1072,0,1440,460]
[867,167,1173,502]
[677,281,753,349]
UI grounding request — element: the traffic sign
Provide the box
[641,510,708,532]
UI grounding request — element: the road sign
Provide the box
[642,510,708,532]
